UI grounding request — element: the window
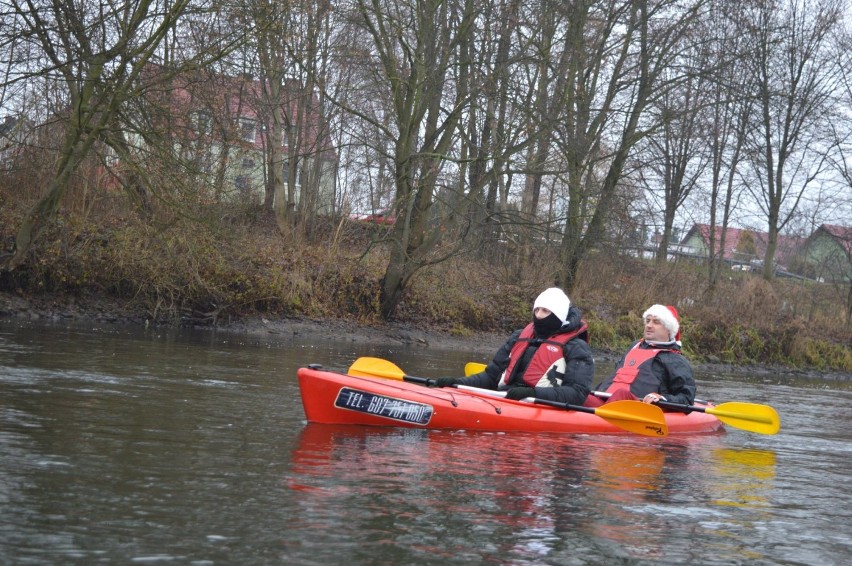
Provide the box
[242,158,255,169]
[239,118,256,142]
[192,111,212,135]
[235,175,251,191]
[282,160,302,186]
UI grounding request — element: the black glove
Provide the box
[505,387,536,400]
[432,377,460,388]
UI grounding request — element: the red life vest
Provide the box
[599,341,679,397]
[499,322,589,388]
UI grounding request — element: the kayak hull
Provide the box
[297,366,725,435]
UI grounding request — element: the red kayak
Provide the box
[297,366,725,435]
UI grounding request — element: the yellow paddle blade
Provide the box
[595,400,669,437]
[706,402,781,435]
[348,357,406,380]
[465,362,487,376]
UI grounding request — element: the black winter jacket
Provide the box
[596,340,696,406]
[461,305,594,405]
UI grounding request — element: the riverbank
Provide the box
[3,290,849,383]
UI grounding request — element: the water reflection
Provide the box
[285,424,787,563]
[285,424,587,562]
[709,448,776,508]
[582,443,668,559]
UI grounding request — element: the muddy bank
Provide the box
[0,291,505,350]
[1,291,849,382]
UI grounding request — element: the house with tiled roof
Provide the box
[141,65,338,213]
[680,224,744,262]
[799,224,852,282]
[680,223,806,269]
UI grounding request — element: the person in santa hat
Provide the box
[584,304,695,408]
[431,287,594,406]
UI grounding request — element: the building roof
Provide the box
[682,223,806,265]
[682,224,742,260]
[143,64,337,162]
[811,224,852,258]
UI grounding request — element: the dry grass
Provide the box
[0,186,849,372]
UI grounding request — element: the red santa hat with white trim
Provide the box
[643,304,681,343]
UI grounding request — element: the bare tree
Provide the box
[275,3,335,235]
[347,0,476,318]
[699,0,755,288]
[822,23,852,326]
[251,0,325,234]
[638,58,710,264]
[550,0,704,292]
[0,0,198,269]
[738,0,843,280]
[518,0,571,226]
[451,0,525,246]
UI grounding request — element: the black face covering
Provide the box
[533,312,563,337]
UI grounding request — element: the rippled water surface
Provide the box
[0,320,850,564]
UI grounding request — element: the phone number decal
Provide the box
[335,387,433,425]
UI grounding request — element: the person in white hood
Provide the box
[432,288,594,405]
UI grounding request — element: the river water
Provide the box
[0,320,850,565]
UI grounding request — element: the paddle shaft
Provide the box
[468,364,715,405]
[407,377,667,434]
[347,356,669,436]
[351,357,776,435]
[592,390,780,433]
[405,365,778,434]
[465,362,712,409]
[404,375,600,413]
[594,391,750,416]
[456,384,600,414]
[594,390,711,405]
